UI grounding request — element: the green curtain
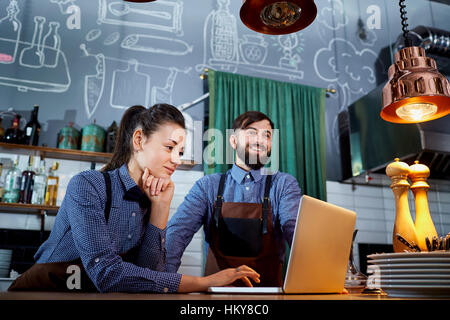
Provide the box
[205,70,327,201]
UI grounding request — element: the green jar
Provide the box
[58,122,81,150]
[81,121,105,152]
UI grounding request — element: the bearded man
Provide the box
[166,111,302,287]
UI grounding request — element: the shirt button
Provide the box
[94,258,100,263]
[245,186,249,191]
[132,212,136,217]
[161,238,165,244]
[128,234,132,239]
[246,175,250,179]
[163,287,169,293]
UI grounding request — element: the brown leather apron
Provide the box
[8,171,140,292]
[204,173,283,287]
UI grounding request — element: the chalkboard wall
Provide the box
[0,0,449,180]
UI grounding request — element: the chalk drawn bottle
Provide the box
[42,22,61,68]
[0,0,22,64]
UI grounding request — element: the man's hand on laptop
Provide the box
[207,265,261,287]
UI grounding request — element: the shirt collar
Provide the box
[231,164,264,184]
[119,164,138,192]
[119,164,151,208]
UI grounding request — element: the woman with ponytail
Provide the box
[9,104,260,293]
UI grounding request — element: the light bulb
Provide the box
[395,102,438,122]
[260,1,301,28]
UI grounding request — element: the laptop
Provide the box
[208,195,356,294]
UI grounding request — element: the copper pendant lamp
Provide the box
[240,0,317,35]
[381,0,450,124]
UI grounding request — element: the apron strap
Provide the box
[262,174,272,234]
[213,173,227,228]
[101,171,112,223]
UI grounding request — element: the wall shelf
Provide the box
[0,203,59,236]
[0,142,112,164]
[0,142,196,168]
[0,203,59,215]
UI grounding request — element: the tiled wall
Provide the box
[0,154,205,277]
[327,176,450,270]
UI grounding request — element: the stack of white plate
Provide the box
[0,249,12,278]
[367,251,450,298]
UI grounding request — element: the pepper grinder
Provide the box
[386,158,418,253]
[409,160,438,251]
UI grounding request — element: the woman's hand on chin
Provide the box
[141,168,175,206]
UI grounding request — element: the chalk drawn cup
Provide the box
[239,35,268,65]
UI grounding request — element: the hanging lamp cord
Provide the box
[399,0,411,47]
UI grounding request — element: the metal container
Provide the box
[57,122,80,150]
[105,120,118,153]
[81,121,105,152]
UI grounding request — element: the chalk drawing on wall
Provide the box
[121,34,193,56]
[238,34,268,65]
[85,29,102,42]
[151,67,177,105]
[196,0,239,73]
[80,44,105,119]
[80,44,191,118]
[0,0,21,65]
[110,59,151,110]
[196,0,304,81]
[238,34,304,80]
[0,10,70,92]
[103,31,120,46]
[314,38,382,155]
[318,0,348,31]
[313,38,378,101]
[97,0,184,36]
[50,0,76,15]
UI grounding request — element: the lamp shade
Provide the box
[240,0,317,35]
[381,46,450,124]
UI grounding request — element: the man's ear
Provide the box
[132,128,144,152]
[229,133,237,150]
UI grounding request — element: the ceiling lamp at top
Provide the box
[240,0,317,35]
[381,0,450,124]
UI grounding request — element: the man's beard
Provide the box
[236,143,271,170]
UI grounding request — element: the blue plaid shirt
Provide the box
[34,164,181,293]
[166,164,302,273]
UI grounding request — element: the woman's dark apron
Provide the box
[204,173,283,287]
[8,172,139,292]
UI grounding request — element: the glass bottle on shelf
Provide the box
[3,156,21,203]
[0,118,5,140]
[2,114,24,144]
[0,163,5,202]
[19,155,35,203]
[24,105,41,146]
[44,161,59,206]
[31,159,46,205]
